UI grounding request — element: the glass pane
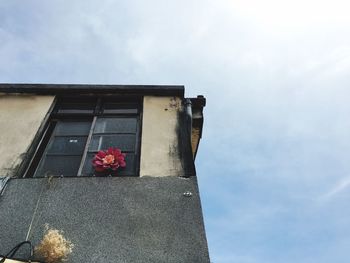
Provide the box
[118,154,136,176]
[55,121,92,136]
[47,136,87,155]
[34,156,82,177]
[57,103,95,114]
[94,118,137,134]
[82,153,136,176]
[102,103,138,114]
[103,108,138,114]
[81,153,94,176]
[88,135,135,152]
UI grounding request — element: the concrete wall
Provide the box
[0,177,210,263]
[140,96,184,177]
[0,94,54,177]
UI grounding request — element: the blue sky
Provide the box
[1,1,350,262]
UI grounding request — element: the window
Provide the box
[26,96,141,177]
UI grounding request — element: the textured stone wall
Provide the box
[0,177,210,263]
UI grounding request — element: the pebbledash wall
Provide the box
[0,94,184,178]
[0,84,209,263]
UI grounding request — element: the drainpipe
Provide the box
[184,99,192,138]
[181,98,196,177]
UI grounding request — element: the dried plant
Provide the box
[35,225,74,263]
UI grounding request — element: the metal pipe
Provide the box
[181,98,196,177]
[184,99,192,138]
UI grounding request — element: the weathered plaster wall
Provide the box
[140,96,184,177]
[0,94,54,177]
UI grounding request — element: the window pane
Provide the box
[55,121,92,136]
[119,154,136,176]
[47,136,87,155]
[88,135,135,152]
[94,118,137,134]
[102,103,138,114]
[82,153,136,176]
[34,156,82,177]
[57,103,95,114]
[30,98,141,178]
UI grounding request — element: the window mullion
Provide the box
[95,98,102,115]
[77,117,97,176]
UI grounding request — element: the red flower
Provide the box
[92,147,126,173]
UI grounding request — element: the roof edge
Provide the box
[189,95,206,108]
[0,83,185,97]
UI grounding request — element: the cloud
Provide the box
[319,176,350,201]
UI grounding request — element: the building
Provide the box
[0,84,209,262]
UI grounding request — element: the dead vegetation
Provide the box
[35,225,74,263]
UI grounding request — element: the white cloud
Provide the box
[319,176,350,200]
[224,0,350,31]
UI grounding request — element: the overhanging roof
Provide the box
[0,83,185,97]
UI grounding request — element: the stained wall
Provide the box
[140,96,184,177]
[0,94,54,177]
[0,94,187,178]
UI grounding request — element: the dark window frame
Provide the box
[23,95,143,178]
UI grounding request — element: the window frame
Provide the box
[23,95,143,178]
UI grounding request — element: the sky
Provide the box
[1,0,350,262]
